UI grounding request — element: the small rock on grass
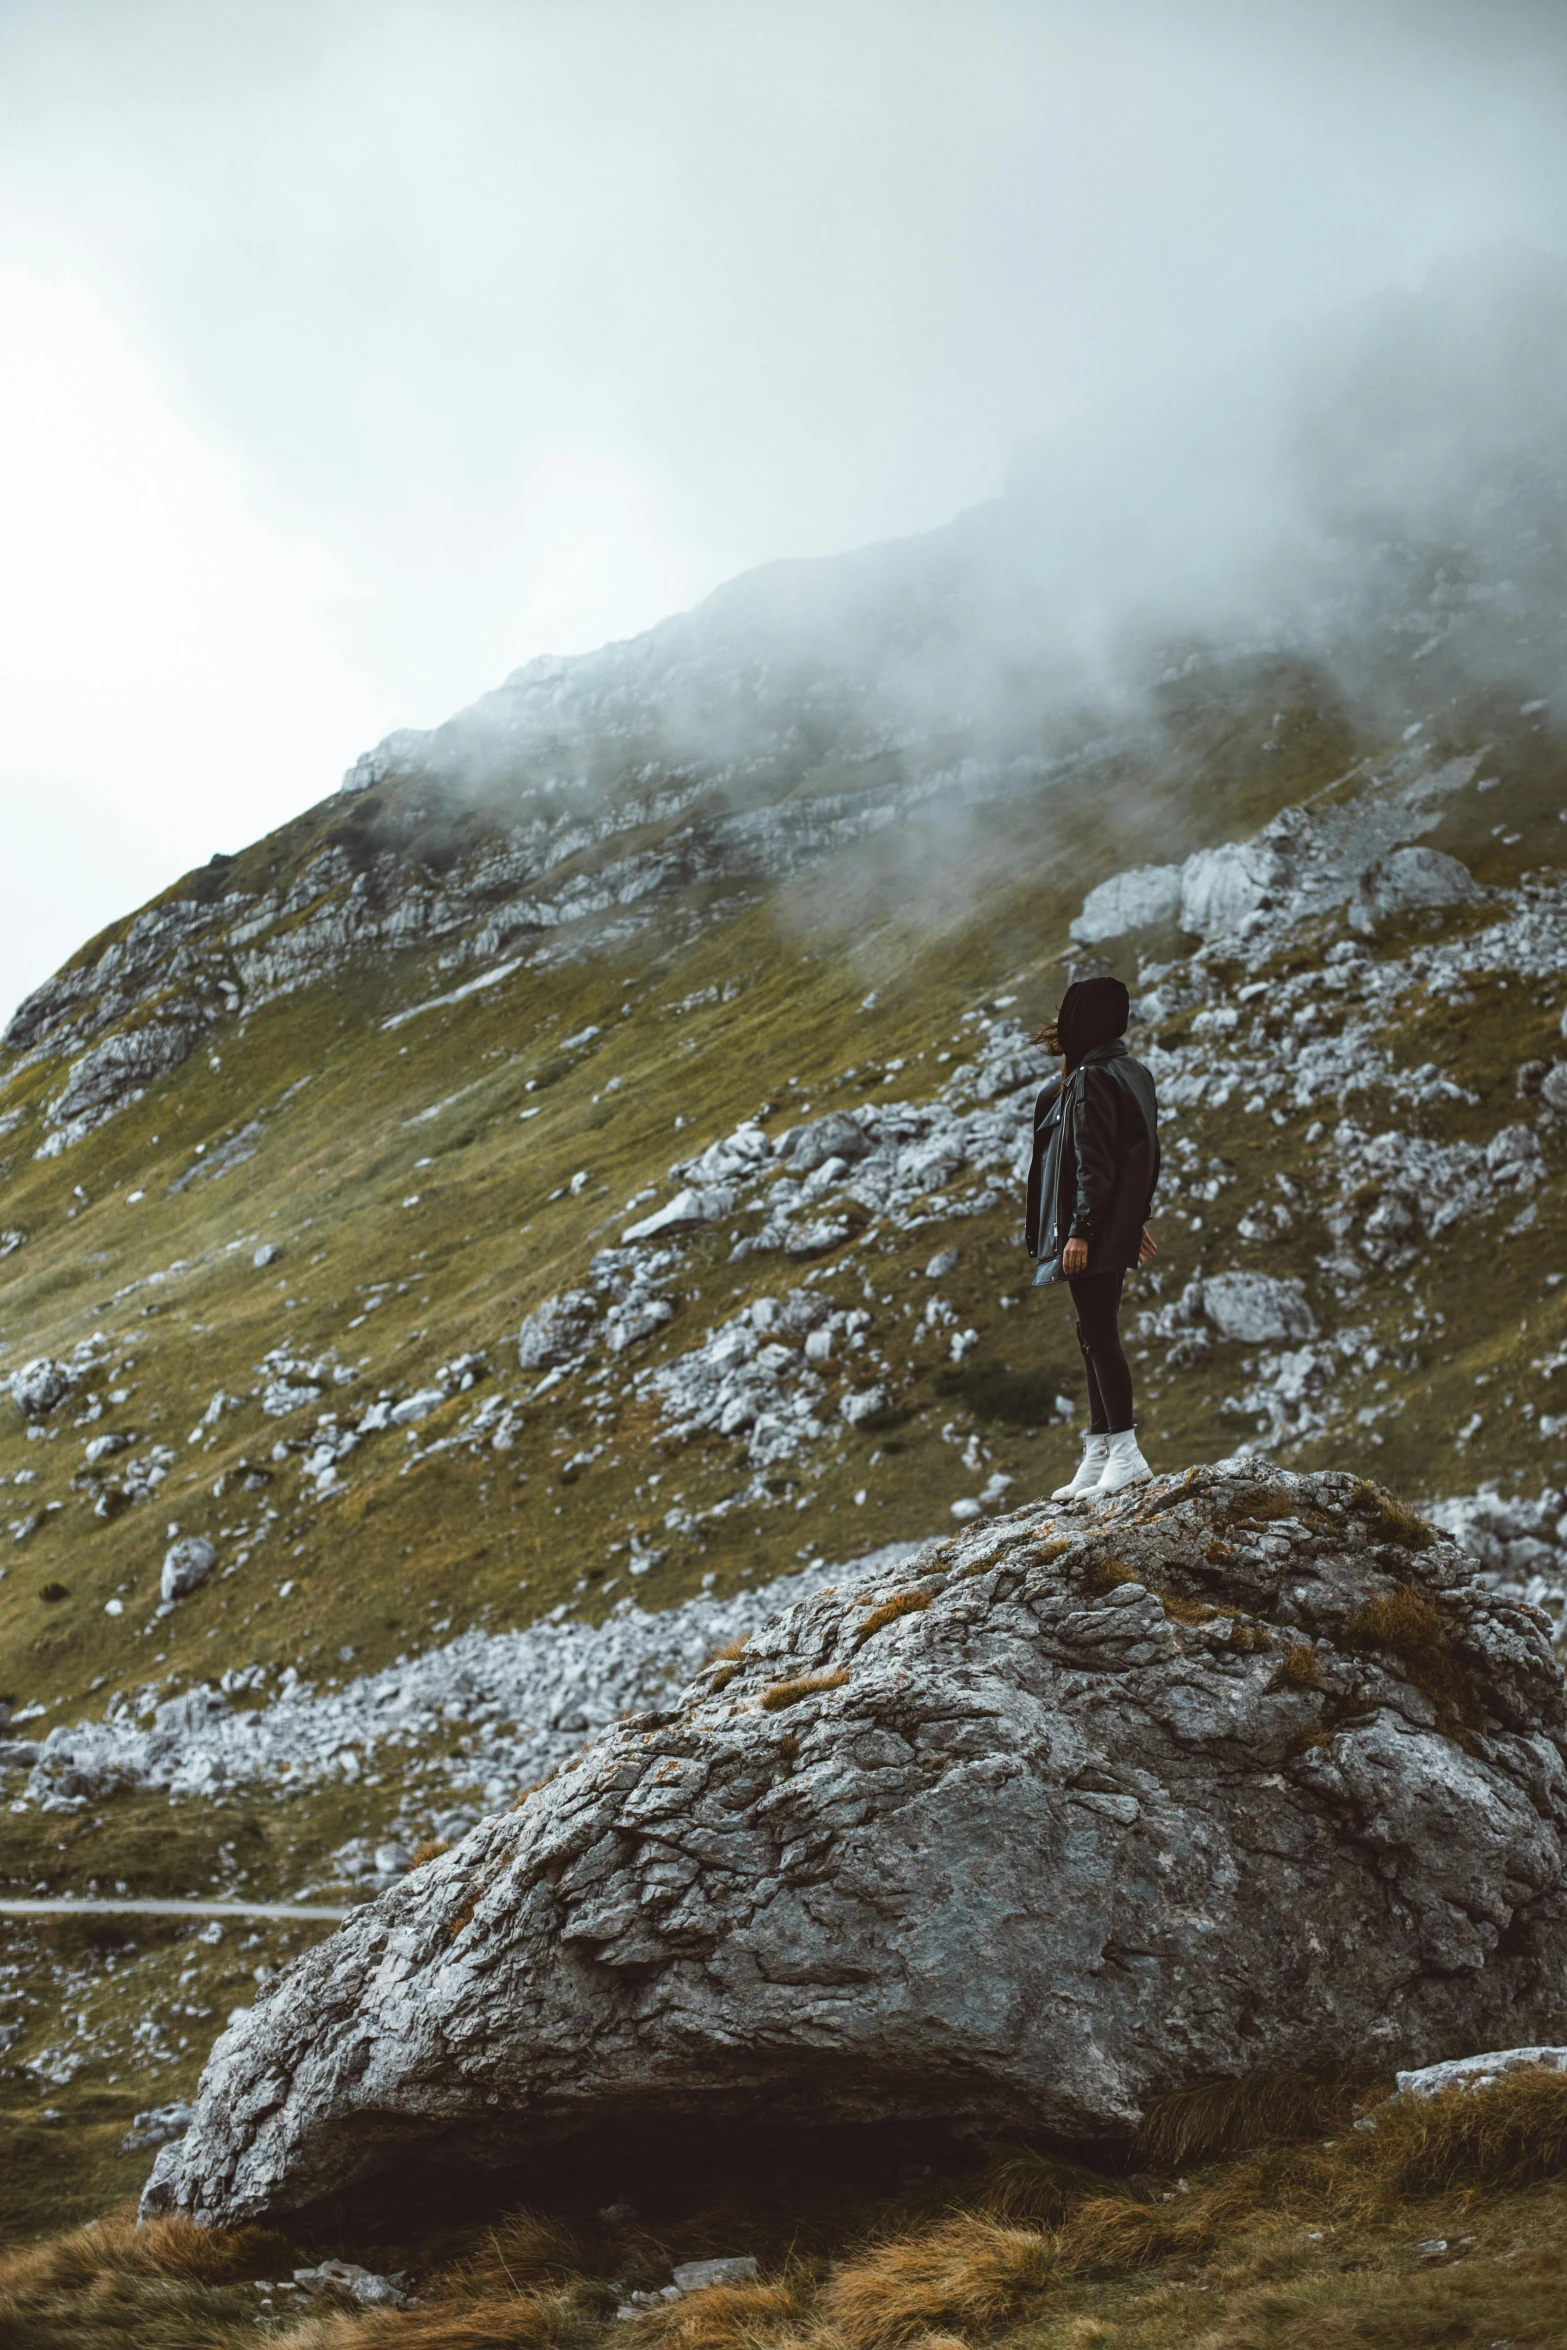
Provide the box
[293,2260,412,2308]
[1395,2045,1567,2099]
[161,1536,216,1602]
[672,2259,761,2293]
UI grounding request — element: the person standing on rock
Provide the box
[1025,974,1159,1497]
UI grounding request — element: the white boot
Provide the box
[1051,1433,1109,1500]
[1095,1428,1152,1496]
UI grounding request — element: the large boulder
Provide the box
[143,1463,1567,2231]
[1069,864,1184,945]
[1179,838,1291,938]
[1349,846,1482,934]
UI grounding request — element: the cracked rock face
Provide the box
[143,1462,1567,2230]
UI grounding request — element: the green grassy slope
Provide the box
[0,641,1563,2243]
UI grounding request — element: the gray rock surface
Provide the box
[1350,845,1482,933]
[9,1356,77,1417]
[1069,863,1184,945]
[293,2259,411,2309]
[1193,1272,1318,1343]
[161,1536,217,1603]
[144,1462,1567,2230]
[121,2100,197,2154]
[517,1289,598,1370]
[673,2258,760,2293]
[43,1019,196,1150]
[1394,2046,1567,2100]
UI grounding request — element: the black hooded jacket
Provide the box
[1024,981,1160,1276]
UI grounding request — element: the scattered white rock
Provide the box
[517,1289,598,1370]
[672,2258,760,2293]
[9,1358,77,1418]
[390,1389,446,1427]
[293,2260,412,2310]
[21,1543,921,1814]
[121,2100,196,2154]
[1070,863,1184,944]
[161,1537,217,1603]
[1180,838,1288,939]
[623,1185,734,1243]
[1394,2047,1567,2099]
[253,1242,282,1268]
[39,1020,196,1153]
[1195,1273,1317,1344]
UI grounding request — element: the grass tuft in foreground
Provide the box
[8,2071,1567,2348]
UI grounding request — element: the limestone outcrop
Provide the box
[142,1462,1567,2229]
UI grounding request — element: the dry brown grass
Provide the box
[978,2147,1106,2227]
[0,2204,294,2350]
[461,2209,592,2294]
[0,2205,286,2296]
[1226,1619,1272,1653]
[1266,1644,1323,1693]
[629,2276,811,2350]
[821,2215,1058,2347]
[1155,1591,1216,1626]
[1350,1480,1437,1551]
[706,1636,753,1693]
[1136,2069,1380,2170]
[760,1671,851,1712]
[11,2070,1567,2350]
[1055,2194,1207,2277]
[262,2216,606,2350]
[264,2292,578,2348]
[853,1593,932,1647]
[1343,1583,1489,1735]
[1373,2069,1567,2192]
[410,1838,451,1867]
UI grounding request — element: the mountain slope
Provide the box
[2,249,1567,2236]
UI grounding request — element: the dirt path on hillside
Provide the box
[0,1897,351,1922]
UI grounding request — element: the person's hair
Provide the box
[1037,976,1129,1072]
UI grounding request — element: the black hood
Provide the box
[1056,976,1129,1073]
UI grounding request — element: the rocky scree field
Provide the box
[0,254,1566,2335]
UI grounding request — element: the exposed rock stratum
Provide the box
[143,1460,1567,2227]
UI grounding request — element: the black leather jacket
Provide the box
[1025,1039,1160,1277]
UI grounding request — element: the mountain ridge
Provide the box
[2,248,1567,2240]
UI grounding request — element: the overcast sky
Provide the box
[3,0,1567,1026]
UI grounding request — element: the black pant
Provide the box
[1068,1269,1133,1434]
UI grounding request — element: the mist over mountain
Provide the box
[334,248,1567,833]
[4,241,1567,2287]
